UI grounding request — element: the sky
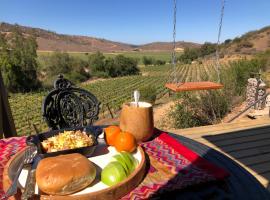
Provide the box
[0,0,270,45]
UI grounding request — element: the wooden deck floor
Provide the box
[170,116,270,191]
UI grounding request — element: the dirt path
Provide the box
[153,101,175,130]
[81,78,107,85]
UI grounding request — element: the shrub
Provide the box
[169,57,263,129]
[242,30,257,39]
[200,91,230,123]
[255,50,270,71]
[113,55,139,76]
[221,59,261,96]
[177,43,216,64]
[237,40,253,48]
[169,101,207,129]
[142,56,166,66]
[44,52,72,75]
[65,71,89,84]
[178,48,200,64]
[224,39,232,44]
[200,42,216,57]
[88,52,139,78]
[233,37,241,43]
[139,86,157,104]
[39,52,90,86]
[154,59,166,66]
[142,56,154,66]
[170,90,230,129]
[88,51,105,74]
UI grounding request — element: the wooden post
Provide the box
[254,78,260,110]
[106,103,114,119]
[0,94,3,139]
[0,71,17,138]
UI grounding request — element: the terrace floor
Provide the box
[171,116,270,191]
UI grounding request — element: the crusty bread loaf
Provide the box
[36,153,96,195]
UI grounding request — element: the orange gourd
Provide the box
[104,126,121,146]
[114,131,136,153]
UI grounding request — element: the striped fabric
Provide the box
[122,132,229,199]
[0,136,26,197]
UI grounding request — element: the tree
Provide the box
[113,55,139,76]
[200,42,216,57]
[88,51,105,73]
[87,52,139,78]
[154,59,166,66]
[39,51,90,85]
[178,48,199,64]
[224,39,232,44]
[142,56,154,66]
[104,57,117,77]
[0,27,40,92]
[46,51,72,76]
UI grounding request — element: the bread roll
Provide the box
[36,153,96,195]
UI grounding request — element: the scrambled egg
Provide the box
[41,130,94,152]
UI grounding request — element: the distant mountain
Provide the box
[222,26,270,55]
[0,22,200,52]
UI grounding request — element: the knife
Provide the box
[21,156,40,200]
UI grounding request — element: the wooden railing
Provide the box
[0,71,17,138]
[227,92,270,123]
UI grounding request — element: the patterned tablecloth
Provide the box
[0,136,27,197]
[0,131,229,199]
[123,132,228,199]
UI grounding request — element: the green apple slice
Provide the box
[111,154,130,175]
[101,161,127,186]
[119,152,138,173]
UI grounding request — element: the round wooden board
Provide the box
[3,146,147,200]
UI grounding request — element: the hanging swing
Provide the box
[165,0,225,92]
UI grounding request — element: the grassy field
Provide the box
[37,51,182,64]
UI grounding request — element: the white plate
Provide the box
[18,145,142,195]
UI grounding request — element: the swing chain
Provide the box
[171,0,178,84]
[215,0,225,83]
[169,0,225,85]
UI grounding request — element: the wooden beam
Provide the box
[0,70,17,138]
[0,94,3,139]
[165,82,223,92]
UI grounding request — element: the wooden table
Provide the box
[164,133,270,200]
[2,132,270,200]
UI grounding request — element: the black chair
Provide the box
[42,74,100,130]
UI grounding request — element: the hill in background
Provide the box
[222,26,270,55]
[0,22,200,52]
[1,22,270,56]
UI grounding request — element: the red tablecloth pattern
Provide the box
[0,136,26,197]
[0,132,229,199]
[122,132,229,199]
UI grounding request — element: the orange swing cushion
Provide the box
[165,81,223,92]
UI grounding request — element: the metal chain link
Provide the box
[172,0,178,84]
[215,0,225,83]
